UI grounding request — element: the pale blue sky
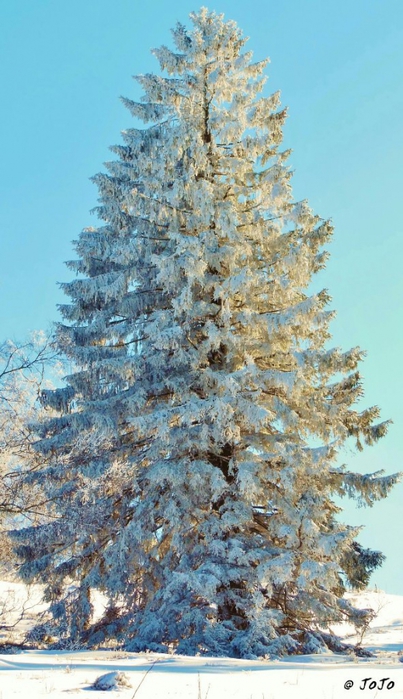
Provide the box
[1,0,402,593]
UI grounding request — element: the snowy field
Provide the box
[0,582,402,698]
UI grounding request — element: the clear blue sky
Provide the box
[1,0,402,593]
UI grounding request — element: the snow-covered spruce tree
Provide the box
[12,9,399,657]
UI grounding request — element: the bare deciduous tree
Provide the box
[0,332,60,575]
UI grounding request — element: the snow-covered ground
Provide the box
[0,582,402,698]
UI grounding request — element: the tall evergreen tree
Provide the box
[13,9,400,657]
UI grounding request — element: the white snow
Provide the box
[0,581,402,697]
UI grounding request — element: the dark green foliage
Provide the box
[342,542,386,591]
